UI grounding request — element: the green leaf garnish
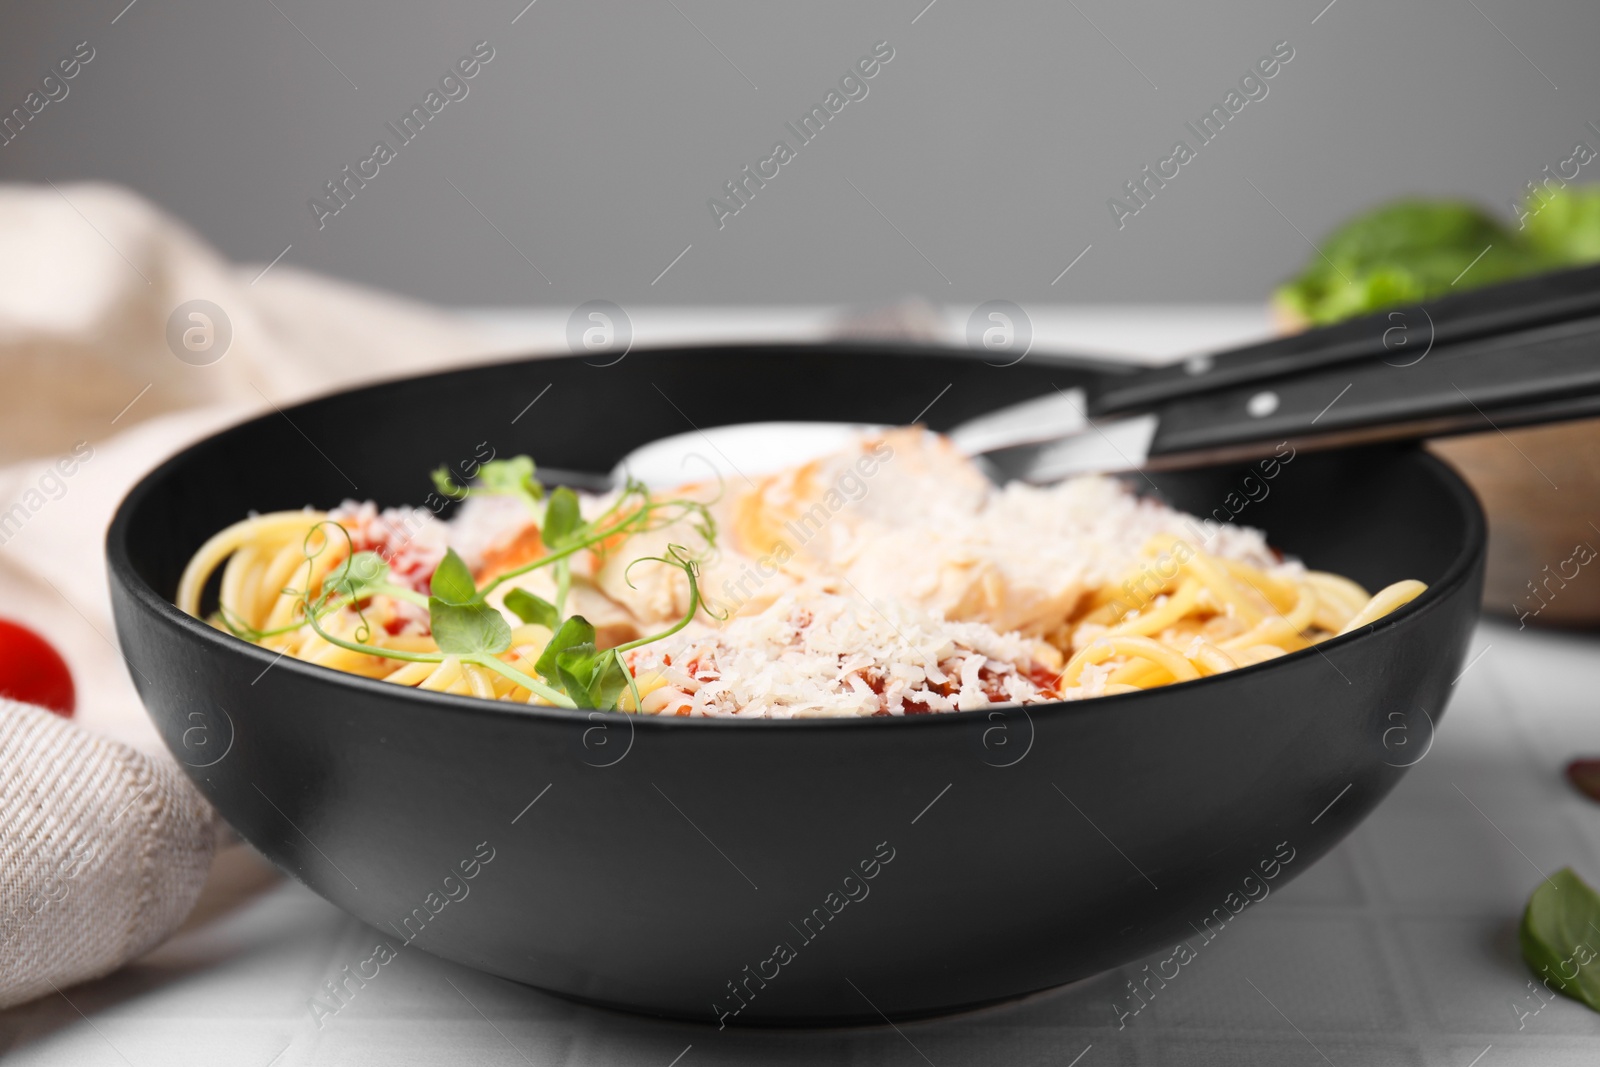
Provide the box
[554,642,630,709]
[262,457,719,713]
[552,641,601,704]
[434,457,543,511]
[300,593,572,706]
[543,486,581,546]
[596,653,631,710]
[430,599,513,657]
[478,456,543,504]
[504,587,560,630]
[431,466,469,501]
[430,548,479,605]
[1520,867,1600,1013]
[532,614,632,708]
[534,616,596,683]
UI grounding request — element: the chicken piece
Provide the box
[728,427,990,572]
[716,429,1162,637]
[590,481,779,628]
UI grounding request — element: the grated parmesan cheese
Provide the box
[623,586,1069,719]
[684,429,1302,640]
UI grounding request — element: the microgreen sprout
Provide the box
[432,456,542,511]
[265,456,716,713]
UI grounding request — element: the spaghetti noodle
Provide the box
[1053,534,1425,698]
[176,434,1426,716]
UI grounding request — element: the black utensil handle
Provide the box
[1093,263,1600,417]
[1145,313,1600,466]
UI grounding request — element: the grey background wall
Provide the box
[2,0,1595,307]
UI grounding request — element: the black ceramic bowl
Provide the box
[107,344,1485,1025]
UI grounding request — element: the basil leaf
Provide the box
[1520,867,1600,1012]
[430,548,479,605]
[504,588,559,630]
[479,456,543,502]
[543,486,581,547]
[327,551,389,600]
[534,616,596,689]
[430,599,512,656]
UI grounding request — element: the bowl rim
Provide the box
[106,355,1486,735]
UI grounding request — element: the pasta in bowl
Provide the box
[176,428,1425,717]
[106,341,1484,1023]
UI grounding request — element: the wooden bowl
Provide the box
[1273,293,1600,629]
[1428,418,1600,628]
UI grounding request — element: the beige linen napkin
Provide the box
[0,699,216,1008]
[0,181,518,466]
[0,181,519,1007]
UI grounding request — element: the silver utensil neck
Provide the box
[975,412,1160,482]
[945,387,1090,456]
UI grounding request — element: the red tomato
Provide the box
[0,620,75,717]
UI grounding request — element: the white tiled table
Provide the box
[4,309,1599,1065]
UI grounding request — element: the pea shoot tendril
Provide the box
[276,456,713,712]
